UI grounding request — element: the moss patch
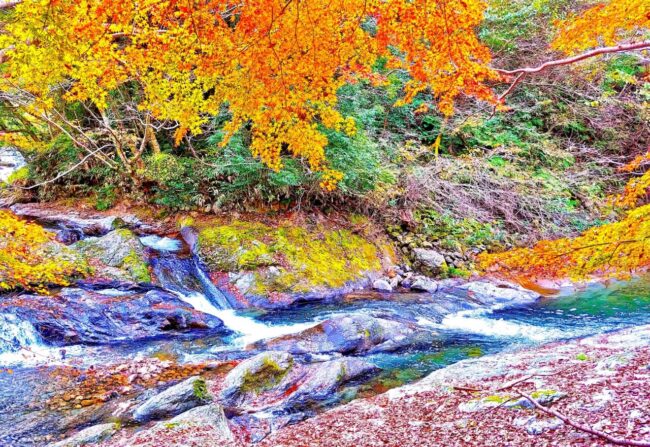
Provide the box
[192,378,211,401]
[240,357,292,394]
[123,249,151,283]
[197,220,384,294]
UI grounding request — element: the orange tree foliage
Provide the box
[0,0,498,189]
[0,211,88,293]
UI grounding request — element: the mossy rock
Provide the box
[76,229,151,283]
[196,219,387,295]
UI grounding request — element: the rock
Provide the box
[448,281,540,307]
[75,229,151,283]
[133,376,211,423]
[10,203,153,236]
[514,415,564,435]
[3,287,226,345]
[220,352,294,410]
[250,314,437,356]
[221,352,378,416]
[165,403,233,441]
[372,278,393,292]
[412,248,446,274]
[410,276,438,293]
[55,228,84,245]
[50,423,117,447]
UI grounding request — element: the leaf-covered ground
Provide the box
[257,326,650,447]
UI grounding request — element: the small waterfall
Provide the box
[151,254,318,346]
[151,254,233,309]
[0,314,42,354]
[0,314,59,365]
[191,257,234,309]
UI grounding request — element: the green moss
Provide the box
[530,389,559,399]
[575,353,590,361]
[123,249,151,283]
[240,357,292,394]
[482,394,511,404]
[197,220,383,294]
[192,378,211,401]
[7,166,29,184]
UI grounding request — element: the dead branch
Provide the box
[516,391,650,447]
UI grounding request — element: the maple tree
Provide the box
[0,211,88,293]
[0,0,497,189]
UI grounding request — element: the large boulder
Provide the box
[220,352,294,410]
[412,248,447,275]
[133,376,211,423]
[0,287,226,345]
[50,423,118,447]
[250,314,438,355]
[184,219,392,309]
[220,352,378,415]
[75,229,151,283]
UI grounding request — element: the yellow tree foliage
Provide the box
[552,0,650,54]
[0,0,498,189]
[478,204,650,281]
[0,211,88,293]
[480,0,650,282]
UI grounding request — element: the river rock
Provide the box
[221,352,378,416]
[372,278,393,292]
[410,276,438,293]
[446,280,540,307]
[250,314,437,355]
[166,403,233,440]
[10,203,154,236]
[50,423,118,447]
[133,376,211,423]
[412,248,447,274]
[1,287,226,345]
[220,352,294,410]
[75,229,151,283]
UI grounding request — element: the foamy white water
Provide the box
[177,292,319,346]
[436,308,580,342]
[0,314,73,366]
[140,235,182,252]
[0,147,25,183]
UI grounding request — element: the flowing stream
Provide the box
[2,231,650,445]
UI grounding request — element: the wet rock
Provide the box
[133,376,211,423]
[2,287,226,345]
[50,423,117,447]
[410,276,438,293]
[221,352,378,417]
[372,278,393,292]
[447,281,540,307]
[250,314,437,356]
[55,228,84,245]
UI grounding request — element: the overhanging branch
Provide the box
[496,41,650,101]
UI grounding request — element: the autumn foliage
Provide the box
[0,211,88,293]
[0,0,497,188]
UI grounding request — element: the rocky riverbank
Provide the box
[43,324,647,447]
